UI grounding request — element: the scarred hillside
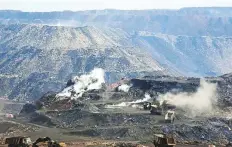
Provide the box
[2,8,232,100]
[0,24,164,100]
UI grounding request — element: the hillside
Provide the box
[1,8,232,99]
[1,8,232,76]
[134,34,232,76]
[0,24,163,100]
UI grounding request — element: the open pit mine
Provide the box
[1,68,232,147]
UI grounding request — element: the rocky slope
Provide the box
[2,8,232,99]
[134,34,232,76]
[0,24,163,100]
[1,8,232,76]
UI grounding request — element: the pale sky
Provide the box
[0,0,232,12]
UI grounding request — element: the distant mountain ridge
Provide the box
[134,33,232,76]
[1,8,232,36]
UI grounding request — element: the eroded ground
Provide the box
[0,99,228,147]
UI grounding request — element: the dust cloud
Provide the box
[158,79,218,116]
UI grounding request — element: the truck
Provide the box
[164,110,175,123]
[150,99,176,115]
[5,136,32,147]
[153,134,176,147]
[32,137,66,147]
[4,136,66,147]
[143,102,151,110]
[150,104,163,115]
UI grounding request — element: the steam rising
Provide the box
[106,93,151,108]
[118,84,131,92]
[158,79,217,116]
[56,68,105,100]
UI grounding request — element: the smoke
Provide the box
[158,79,218,117]
[118,84,131,92]
[56,68,105,100]
[130,93,151,104]
[106,93,151,108]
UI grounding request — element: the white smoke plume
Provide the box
[106,93,151,108]
[118,84,131,92]
[56,68,105,100]
[158,79,218,117]
[130,93,151,104]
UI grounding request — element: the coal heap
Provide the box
[20,73,232,144]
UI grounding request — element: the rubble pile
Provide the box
[17,71,232,144]
[163,118,232,144]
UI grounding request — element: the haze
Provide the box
[0,0,232,12]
